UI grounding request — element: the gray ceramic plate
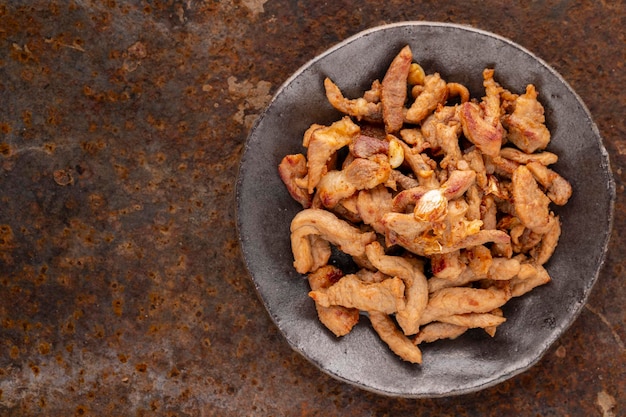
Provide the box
[236,22,615,397]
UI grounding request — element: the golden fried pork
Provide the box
[307,265,359,337]
[278,46,572,364]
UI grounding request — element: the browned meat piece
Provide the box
[466,245,492,277]
[502,84,551,153]
[421,105,463,168]
[428,267,478,293]
[399,128,431,151]
[510,262,551,297]
[381,45,413,133]
[526,161,572,205]
[447,82,470,103]
[316,170,357,209]
[302,123,324,147]
[429,253,519,294]
[390,170,474,214]
[323,78,383,122]
[391,169,420,190]
[487,257,521,280]
[511,165,552,234]
[391,186,429,213]
[483,308,504,337]
[482,68,503,126]
[437,312,506,329]
[350,134,389,158]
[306,117,360,193]
[480,195,498,230]
[360,123,387,140]
[343,154,391,190]
[499,147,558,165]
[356,268,390,283]
[278,153,311,208]
[308,234,332,273]
[308,265,359,337]
[396,139,440,189]
[316,155,391,209]
[331,194,361,223]
[460,102,502,157]
[365,242,429,335]
[512,227,543,254]
[356,185,393,234]
[363,79,382,103]
[488,155,520,178]
[291,225,333,273]
[413,322,468,344]
[439,229,511,255]
[531,214,562,265]
[441,169,476,199]
[459,69,504,157]
[418,284,512,325]
[290,209,376,273]
[430,250,466,281]
[463,148,488,189]
[405,73,449,124]
[465,184,482,221]
[435,119,465,169]
[381,211,432,251]
[465,184,484,219]
[309,274,406,314]
[369,311,423,363]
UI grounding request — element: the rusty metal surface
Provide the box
[0,1,624,416]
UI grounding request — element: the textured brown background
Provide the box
[0,1,624,416]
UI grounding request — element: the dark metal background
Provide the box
[0,1,624,415]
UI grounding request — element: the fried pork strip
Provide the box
[526,161,572,206]
[323,78,383,123]
[418,285,512,326]
[306,117,361,193]
[350,134,389,158]
[278,154,311,208]
[510,262,552,297]
[428,252,522,294]
[413,322,468,345]
[502,84,551,153]
[531,214,562,265]
[437,312,507,329]
[459,69,504,157]
[309,274,406,314]
[356,185,393,234]
[290,209,376,273]
[316,154,391,209]
[384,214,510,257]
[381,45,413,133]
[391,169,476,213]
[365,242,429,336]
[421,105,463,169]
[511,165,552,234]
[369,311,423,364]
[405,73,449,124]
[307,265,359,337]
[499,147,558,165]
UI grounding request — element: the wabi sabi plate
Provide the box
[236,22,615,397]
